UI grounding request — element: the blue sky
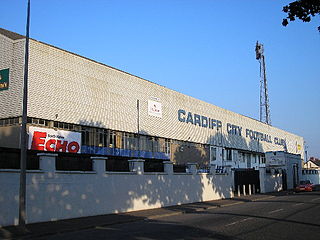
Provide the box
[1,0,319,158]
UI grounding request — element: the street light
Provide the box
[19,0,31,227]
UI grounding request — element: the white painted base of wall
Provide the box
[0,157,234,227]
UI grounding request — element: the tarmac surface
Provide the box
[0,191,292,240]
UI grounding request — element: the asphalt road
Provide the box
[30,192,320,240]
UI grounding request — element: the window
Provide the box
[109,130,116,148]
[127,133,135,150]
[164,139,171,155]
[58,122,64,129]
[139,136,147,151]
[226,148,232,161]
[96,129,105,147]
[210,147,216,161]
[239,152,246,162]
[153,137,160,152]
[115,132,122,148]
[121,133,128,149]
[146,136,153,152]
[0,117,20,126]
[81,127,91,146]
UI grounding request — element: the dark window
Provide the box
[0,148,39,170]
[56,153,92,171]
[106,156,130,172]
[173,164,187,173]
[58,122,64,129]
[81,128,91,146]
[226,148,232,161]
[97,129,105,147]
[144,159,164,172]
[210,147,217,161]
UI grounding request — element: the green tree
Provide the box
[282,0,320,31]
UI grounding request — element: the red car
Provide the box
[295,180,314,192]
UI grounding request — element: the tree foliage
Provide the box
[282,0,320,31]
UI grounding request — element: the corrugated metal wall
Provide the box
[1,35,304,156]
[0,35,24,118]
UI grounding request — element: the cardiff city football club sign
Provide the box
[0,68,9,91]
[28,127,81,153]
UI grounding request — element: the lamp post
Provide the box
[137,100,141,158]
[19,0,31,227]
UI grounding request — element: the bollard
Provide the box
[248,184,252,195]
[243,185,246,196]
[238,185,241,197]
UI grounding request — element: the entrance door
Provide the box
[234,169,260,194]
[293,164,299,187]
[282,169,287,190]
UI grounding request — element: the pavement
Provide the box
[0,191,292,239]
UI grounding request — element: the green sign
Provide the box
[0,68,9,91]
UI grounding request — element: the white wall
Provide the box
[301,170,320,185]
[0,155,233,227]
[259,167,283,193]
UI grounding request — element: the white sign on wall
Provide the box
[28,126,81,153]
[266,157,285,166]
[148,100,162,118]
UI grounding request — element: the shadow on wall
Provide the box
[0,125,21,149]
[206,129,265,154]
[172,141,209,168]
[0,119,270,226]
[11,122,207,224]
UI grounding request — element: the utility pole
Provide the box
[19,0,31,227]
[255,41,271,125]
[137,99,140,158]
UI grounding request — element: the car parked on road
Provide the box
[295,180,314,192]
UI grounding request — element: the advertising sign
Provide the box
[28,126,81,153]
[266,156,285,166]
[0,68,9,91]
[148,99,162,118]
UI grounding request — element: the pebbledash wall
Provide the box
[0,28,304,160]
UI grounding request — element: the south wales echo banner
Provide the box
[28,126,81,153]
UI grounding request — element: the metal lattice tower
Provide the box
[255,41,271,125]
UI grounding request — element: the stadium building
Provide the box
[0,28,304,173]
